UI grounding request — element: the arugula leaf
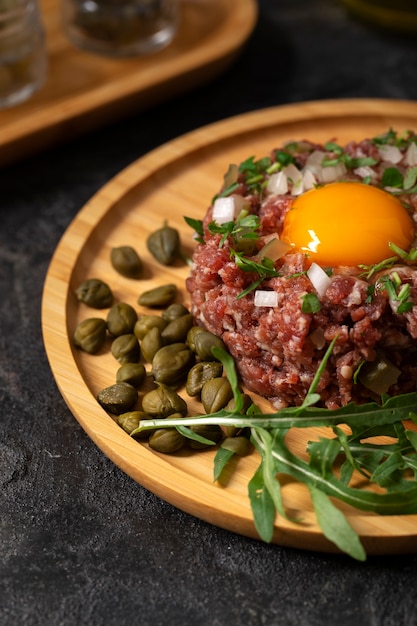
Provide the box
[308,486,366,561]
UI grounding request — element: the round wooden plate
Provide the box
[42,99,417,555]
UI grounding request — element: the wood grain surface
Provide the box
[42,99,417,555]
[0,0,257,167]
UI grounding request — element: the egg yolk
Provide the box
[281,182,414,267]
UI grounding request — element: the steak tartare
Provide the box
[186,130,417,409]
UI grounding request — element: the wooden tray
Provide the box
[42,99,417,556]
[0,0,257,167]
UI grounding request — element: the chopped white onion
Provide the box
[267,171,288,195]
[321,161,347,183]
[302,168,317,191]
[307,262,332,297]
[353,165,376,179]
[378,144,403,164]
[283,163,304,196]
[212,195,244,224]
[305,150,327,182]
[254,290,278,307]
[256,236,291,261]
[405,142,417,166]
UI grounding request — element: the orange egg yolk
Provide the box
[281,182,415,267]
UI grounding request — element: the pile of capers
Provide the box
[73,243,252,457]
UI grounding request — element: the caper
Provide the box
[188,423,223,450]
[186,361,223,397]
[221,436,251,456]
[186,325,206,352]
[194,331,227,361]
[162,303,190,322]
[142,383,187,418]
[134,315,168,340]
[146,221,181,265]
[110,245,142,278]
[149,427,185,454]
[107,302,138,336]
[138,284,177,308]
[111,333,140,364]
[73,318,107,354]
[75,278,113,308]
[201,377,234,413]
[151,342,195,386]
[161,313,194,344]
[116,362,146,387]
[141,326,164,363]
[97,382,138,414]
[117,410,152,439]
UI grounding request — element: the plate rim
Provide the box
[42,98,417,555]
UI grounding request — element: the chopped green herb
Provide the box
[184,216,204,244]
[208,214,260,248]
[382,167,404,188]
[301,292,321,313]
[229,249,280,299]
[404,166,417,191]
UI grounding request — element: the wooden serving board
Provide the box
[0,0,257,167]
[42,99,417,556]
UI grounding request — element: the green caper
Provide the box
[162,303,190,322]
[151,342,195,386]
[117,410,152,439]
[111,333,140,364]
[188,423,223,450]
[107,302,138,336]
[73,318,107,354]
[146,222,181,265]
[201,377,234,413]
[138,284,177,308]
[186,325,206,352]
[134,315,168,340]
[116,362,146,387]
[142,383,187,418]
[194,331,227,361]
[75,278,113,308]
[97,382,138,414]
[221,436,251,456]
[141,326,164,363]
[110,246,142,278]
[149,427,185,453]
[186,361,223,397]
[161,313,194,344]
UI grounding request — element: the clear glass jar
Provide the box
[341,0,417,32]
[0,0,47,109]
[61,0,179,57]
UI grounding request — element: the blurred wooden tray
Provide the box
[0,0,257,167]
[42,99,417,556]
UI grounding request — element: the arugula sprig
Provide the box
[134,342,417,560]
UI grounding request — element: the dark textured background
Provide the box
[2,1,417,624]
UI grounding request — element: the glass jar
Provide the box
[61,0,179,57]
[0,0,47,109]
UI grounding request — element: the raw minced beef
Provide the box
[186,131,417,409]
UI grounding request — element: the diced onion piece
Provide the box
[283,163,303,196]
[307,262,332,297]
[302,168,317,191]
[212,195,243,224]
[353,165,376,179]
[267,171,288,195]
[256,236,291,262]
[378,144,403,164]
[405,142,417,166]
[304,150,327,182]
[254,290,278,307]
[321,161,347,183]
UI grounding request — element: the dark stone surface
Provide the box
[2,1,417,624]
